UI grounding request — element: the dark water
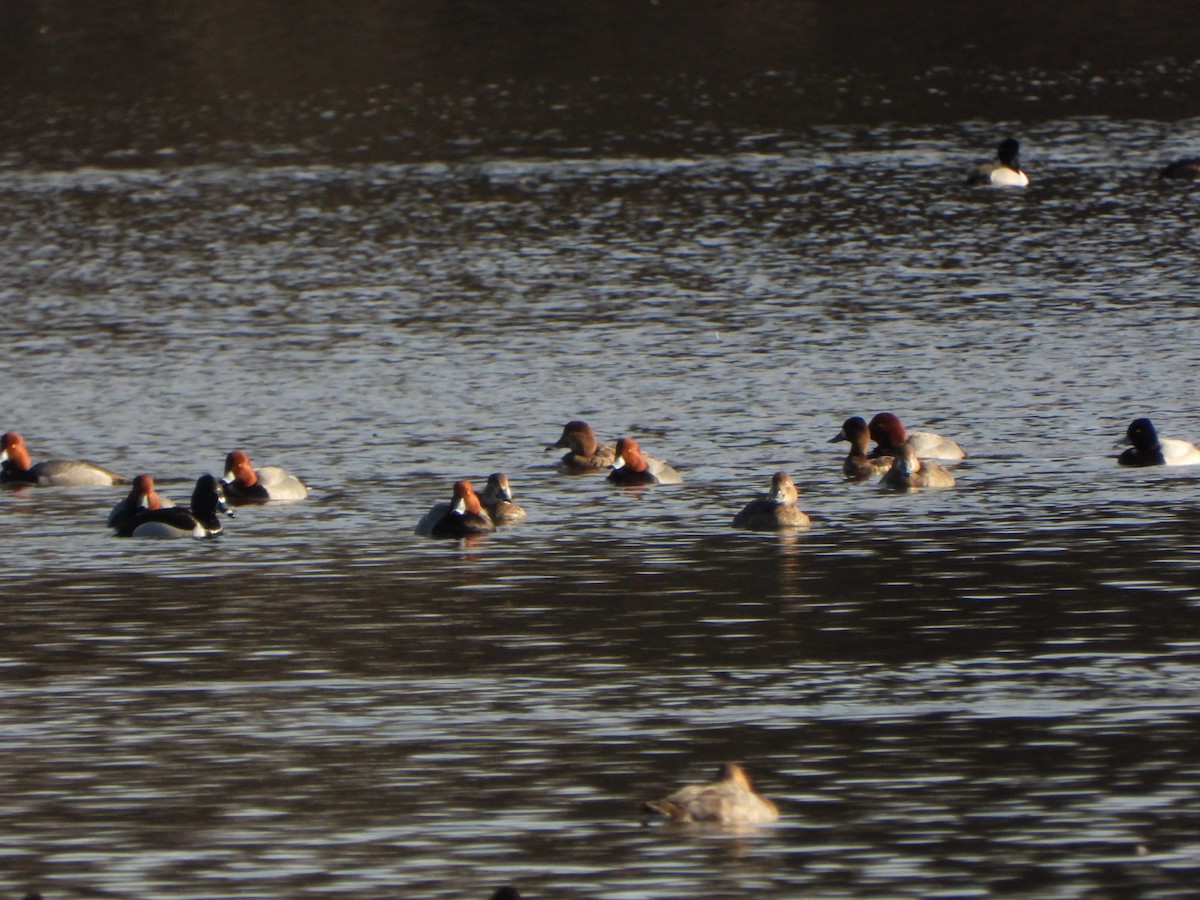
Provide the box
[3,3,1200,899]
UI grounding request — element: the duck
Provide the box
[967,138,1029,187]
[126,474,231,538]
[869,413,966,461]
[731,472,810,530]
[108,474,175,536]
[608,437,683,485]
[221,449,308,504]
[1117,418,1200,467]
[829,416,894,480]
[479,473,527,525]
[415,480,495,538]
[1159,158,1200,180]
[880,444,956,490]
[0,431,128,487]
[546,420,617,473]
[643,763,779,826]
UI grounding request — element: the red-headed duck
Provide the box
[415,480,495,538]
[967,138,1029,187]
[732,472,810,530]
[479,473,527,525]
[1117,418,1200,467]
[221,449,308,504]
[546,420,617,473]
[125,474,231,538]
[880,444,956,490]
[1159,159,1200,180]
[643,763,780,826]
[608,436,683,485]
[0,431,128,487]
[830,416,894,480]
[108,474,176,535]
[869,413,966,461]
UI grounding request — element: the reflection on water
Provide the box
[4,2,1200,898]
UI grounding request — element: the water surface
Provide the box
[3,4,1200,899]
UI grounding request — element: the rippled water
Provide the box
[4,4,1200,899]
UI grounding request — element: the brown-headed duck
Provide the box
[608,437,683,485]
[108,474,176,535]
[869,413,966,461]
[221,449,308,504]
[880,444,956,490]
[1117,418,1200,467]
[830,416,894,480]
[479,473,527,525]
[415,479,495,538]
[732,472,810,530]
[643,763,779,826]
[0,431,128,487]
[546,420,617,473]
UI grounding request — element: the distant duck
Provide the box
[221,449,308,504]
[479,473,527,525]
[732,472,810,530]
[126,474,231,538]
[108,474,175,536]
[967,138,1029,187]
[830,416,894,480]
[0,431,128,487]
[643,763,780,826]
[869,413,966,461]
[608,437,683,485]
[415,479,495,538]
[546,420,617,473]
[880,444,956,490]
[1159,158,1200,180]
[1117,417,1200,467]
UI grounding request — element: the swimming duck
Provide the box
[546,420,617,473]
[732,472,810,530]
[0,431,128,487]
[1117,418,1200,467]
[967,138,1029,187]
[643,763,779,826]
[880,444,956,490]
[869,413,966,461]
[108,474,175,535]
[479,473,527,525]
[126,474,231,538]
[608,437,683,485]
[415,480,495,538]
[221,449,308,504]
[1159,159,1200,180]
[830,416,894,480]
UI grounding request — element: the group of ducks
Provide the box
[407,411,1195,537]
[0,431,307,538]
[966,136,1200,187]
[0,413,1193,539]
